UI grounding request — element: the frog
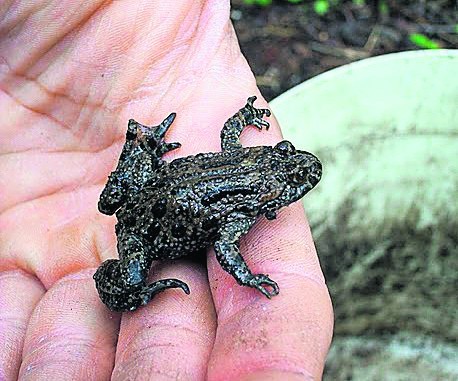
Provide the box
[93,96,322,312]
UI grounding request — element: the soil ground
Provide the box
[231,0,458,101]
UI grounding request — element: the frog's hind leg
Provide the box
[93,234,189,312]
[220,96,271,151]
[213,216,279,298]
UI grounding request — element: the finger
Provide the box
[0,270,44,381]
[208,203,333,380]
[112,262,216,381]
[19,269,119,381]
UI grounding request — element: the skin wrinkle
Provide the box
[0,0,41,36]
[0,252,31,279]
[0,152,109,214]
[0,196,110,291]
[2,4,186,144]
[19,272,119,380]
[0,138,123,157]
[0,2,215,151]
[138,3,230,112]
[116,321,207,358]
[214,277,331,331]
[0,128,122,214]
[5,0,109,72]
[0,315,28,334]
[24,333,110,361]
[0,261,40,286]
[121,325,212,362]
[0,185,101,227]
[267,268,327,288]
[113,366,186,381]
[209,319,330,380]
[1,179,70,216]
[0,270,45,380]
[106,5,197,116]
[121,7,205,116]
[0,268,41,283]
[20,359,94,380]
[210,351,315,381]
[0,68,108,133]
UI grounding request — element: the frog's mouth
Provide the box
[258,187,283,204]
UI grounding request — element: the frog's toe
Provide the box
[252,118,270,131]
[158,141,181,156]
[246,95,257,106]
[155,112,177,139]
[250,274,279,299]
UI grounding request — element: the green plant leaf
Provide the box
[288,0,303,4]
[243,0,272,5]
[314,0,329,15]
[378,0,389,16]
[409,33,440,49]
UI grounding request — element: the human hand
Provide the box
[0,1,333,380]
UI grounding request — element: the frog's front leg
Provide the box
[214,216,279,298]
[93,233,189,312]
[220,96,271,151]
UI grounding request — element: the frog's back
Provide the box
[118,146,277,256]
[162,146,278,211]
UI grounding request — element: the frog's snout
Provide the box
[308,160,322,186]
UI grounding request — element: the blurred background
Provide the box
[232,1,457,380]
[231,0,457,100]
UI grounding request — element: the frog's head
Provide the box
[98,120,156,215]
[261,140,322,214]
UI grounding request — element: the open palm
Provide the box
[0,1,333,380]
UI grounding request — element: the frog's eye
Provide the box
[275,140,296,155]
[290,168,308,185]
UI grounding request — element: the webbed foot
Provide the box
[127,113,181,159]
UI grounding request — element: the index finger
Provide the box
[206,114,333,380]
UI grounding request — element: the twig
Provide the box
[310,42,371,60]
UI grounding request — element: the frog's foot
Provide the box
[221,96,272,150]
[94,260,190,312]
[127,113,181,159]
[248,274,279,299]
[240,96,271,130]
[137,279,190,307]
